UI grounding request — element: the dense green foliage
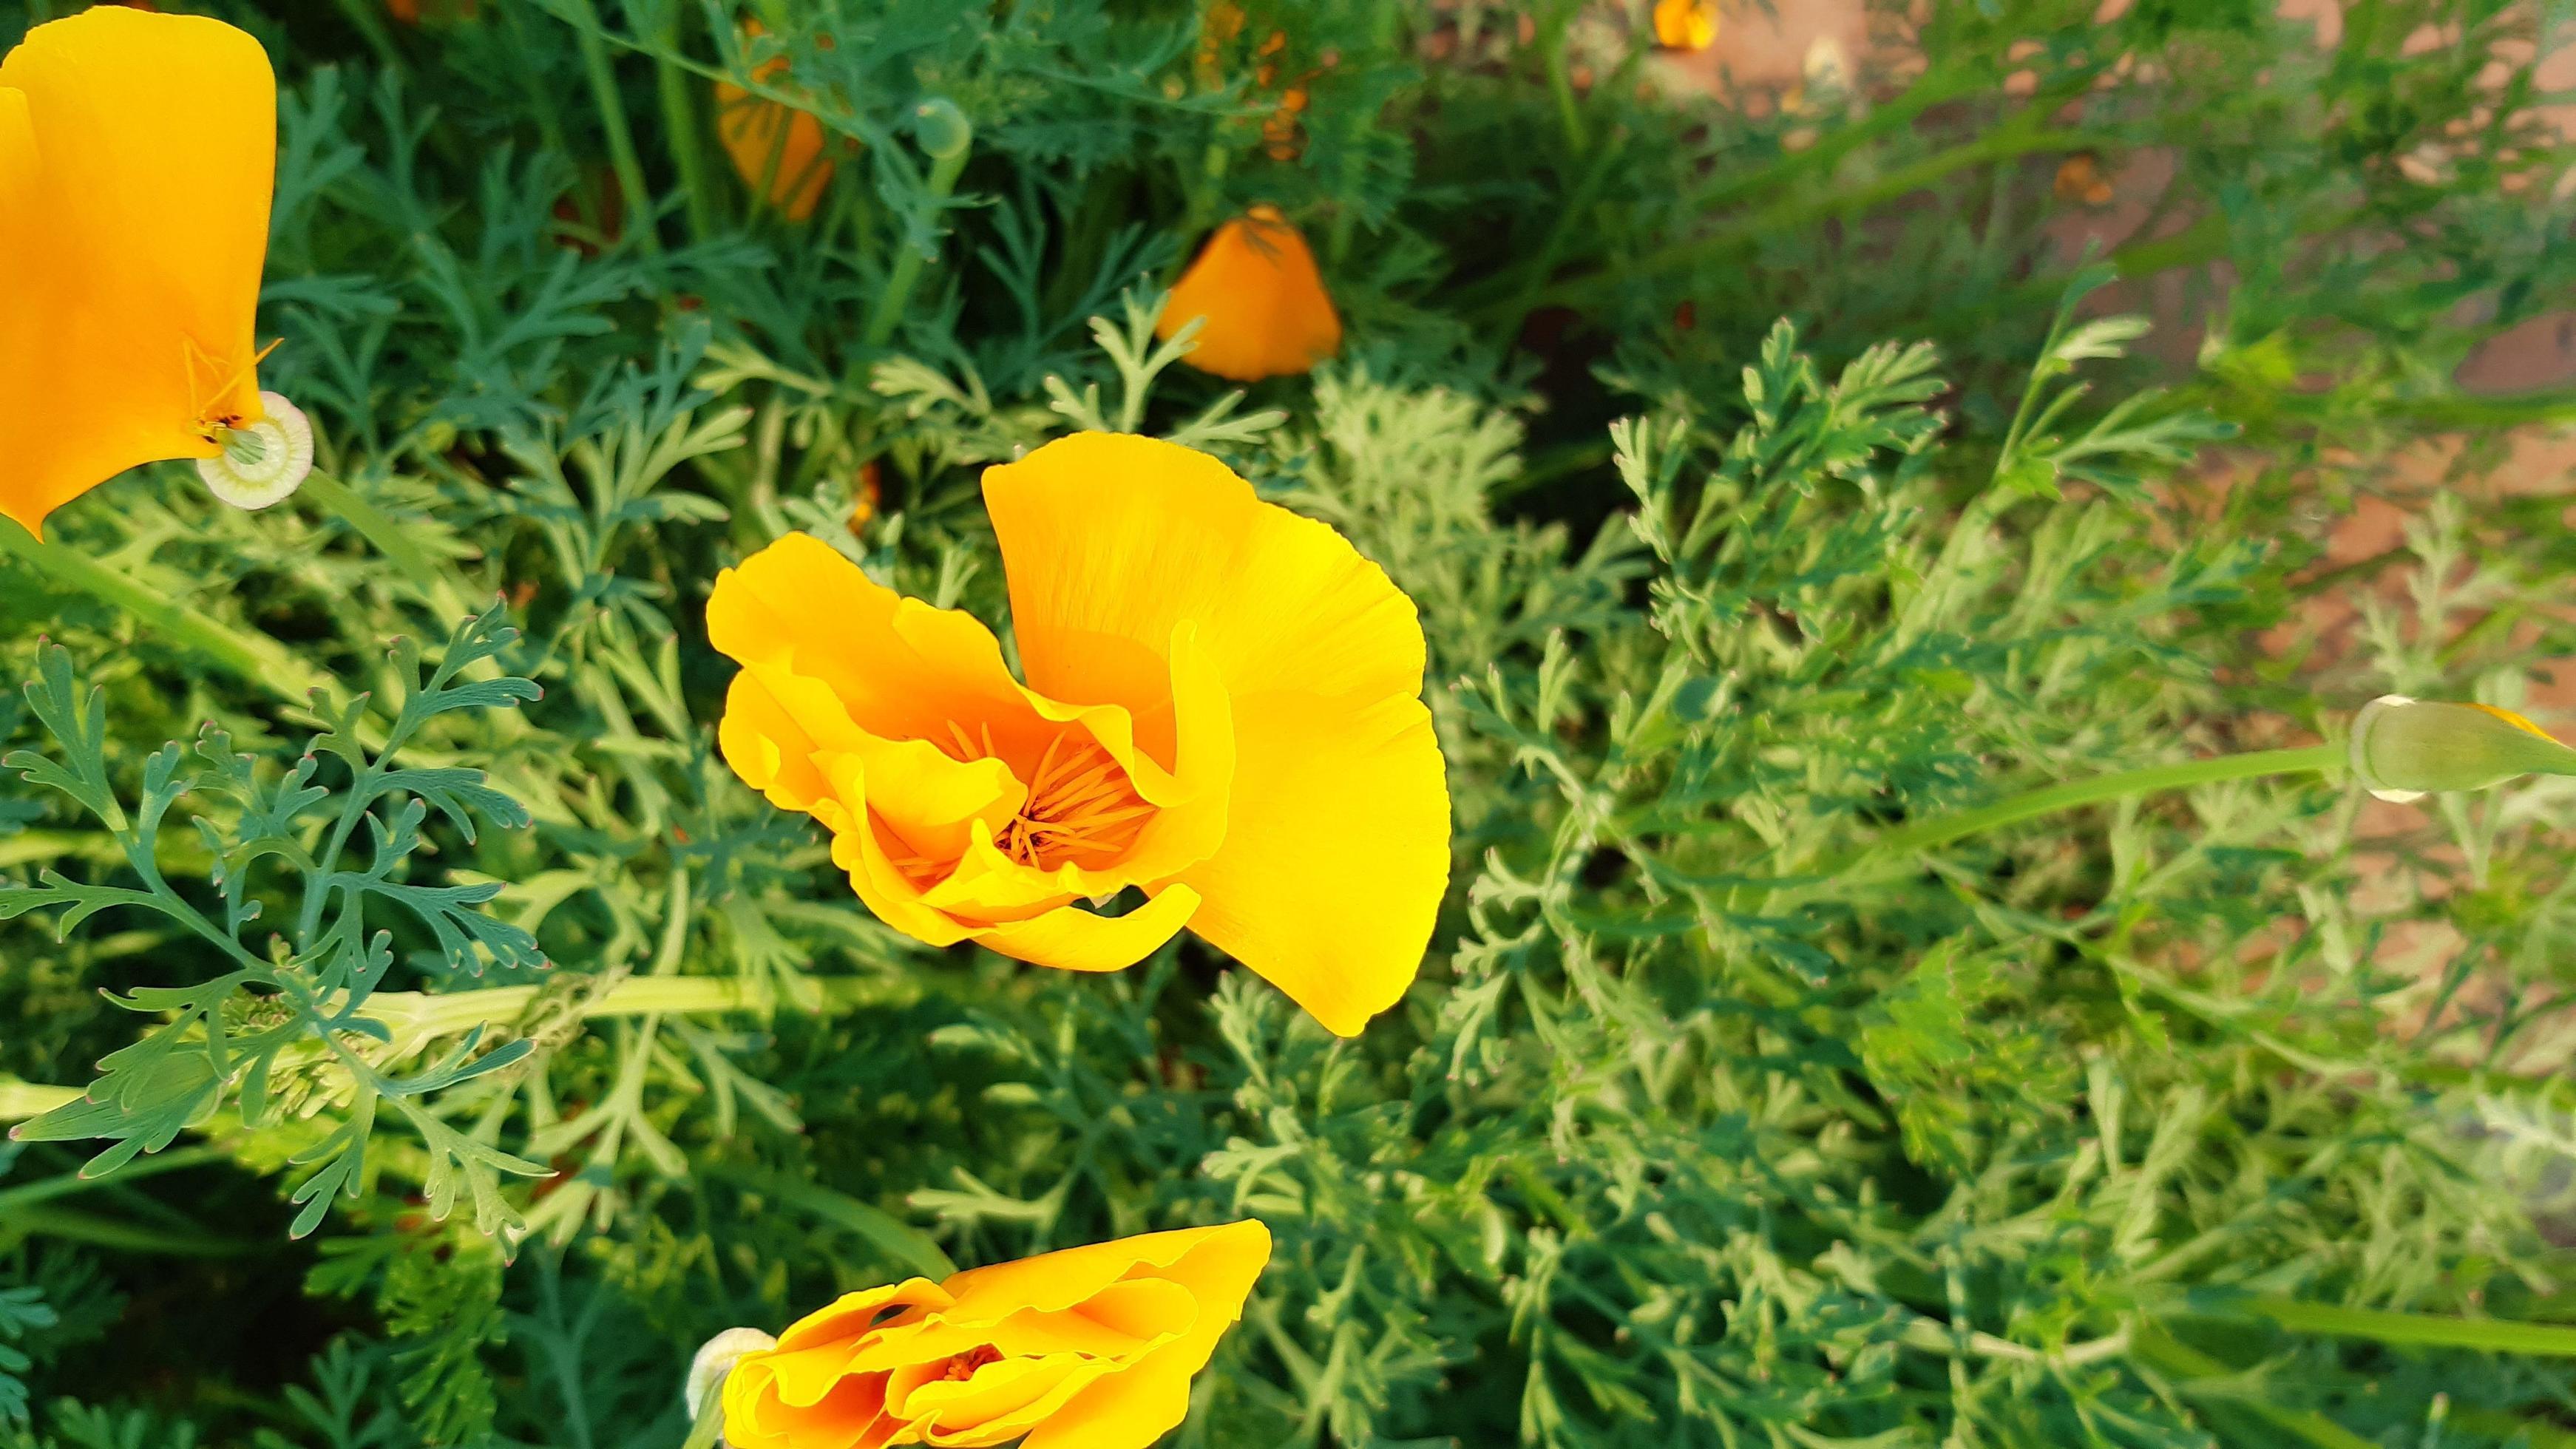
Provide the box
[6,1,2576,1445]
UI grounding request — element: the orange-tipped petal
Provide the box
[708,533,1045,753]
[1017,1221,1272,1449]
[0,8,276,537]
[1154,206,1340,381]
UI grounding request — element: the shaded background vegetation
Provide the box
[7,1,2576,1445]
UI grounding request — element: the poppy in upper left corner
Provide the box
[0,7,277,539]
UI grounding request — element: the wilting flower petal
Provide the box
[716,22,837,222]
[710,433,1450,1035]
[0,7,277,537]
[722,1221,1271,1449]
[1154,207,1342,382]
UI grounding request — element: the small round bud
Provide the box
[197,391,314,510]
[912,97,972,160]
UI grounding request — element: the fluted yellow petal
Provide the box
[1018,1222,1271,1449]
[983,433,1426,705]
[0,9,275,536]
[1653,0,1718,50]
[817,756,985,949]
[940,1221,1261,1320]
[967,885,1201,974]
[708,533,1041,750]
[1017,1354,1193,1449]
[723,1223,1267,1449]
[1178,690,1448,1035]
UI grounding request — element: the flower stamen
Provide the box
[929,725,1154,871]
[941,1345,1003,1382]
[1002,733,1154,869]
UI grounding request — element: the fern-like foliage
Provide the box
[5,608,545,1237]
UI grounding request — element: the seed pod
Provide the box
[197,390,313,510]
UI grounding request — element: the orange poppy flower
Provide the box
[716,21,836,222]
[1653,0,1718,51]
[708,432,1450,1036]
[0,7,275,538]
[1154,207,1342,383]
[720,1221,1271,1449]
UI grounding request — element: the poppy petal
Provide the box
[982,433,1426,707]
[0,9,275,535]
[1178,690,1449,1036]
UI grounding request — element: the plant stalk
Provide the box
[1827,744,2342,878]
[559,0,665,255]
[300,470,464,611]
[864,127,973,350]
[648,0,720,245]
[0,518,331,707]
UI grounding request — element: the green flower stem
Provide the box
[0,1079,77,1123]
[863,111,974,350]
[0,974,898,1126]
[300,470,463,611]
[2191,1294,2576,1357]
[1828,744,2342,877]
[391,972,891,1042]
[680,1405,727,1449]
[0,1144,234,1215]
[649,0,720,245]
[1541,8,1587,155]
[560,0,665,255]
[2129,1322,2379,1449]
[1,1202,254,1258]
[0,518,330,708]
[1521,119,2114,319]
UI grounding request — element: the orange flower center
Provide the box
[941,1344,1003,1382]
[944,724,1154,870]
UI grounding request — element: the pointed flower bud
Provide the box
[685,1326,777,1427]
[2348,694,2576,803]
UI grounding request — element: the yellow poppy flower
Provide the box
[708,432,1450,1036]
[0,7,276,538]
[716,21,836,222]
[1653,0,1718,51]
[721,1221,1271,1449]
[1154,207,1343,383]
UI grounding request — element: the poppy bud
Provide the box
[2348,694,2576,803]
[686,1326,778,1424]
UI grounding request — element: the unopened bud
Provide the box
[2348,694,2576,803]
[912,98,972,161]
[685,1326,776,1428]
